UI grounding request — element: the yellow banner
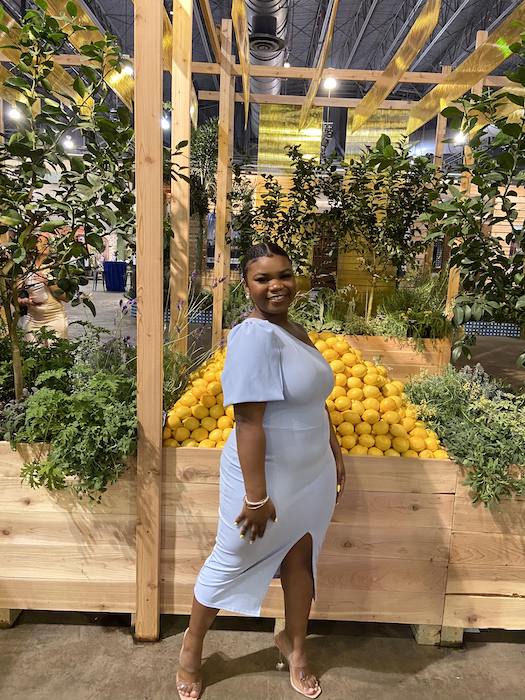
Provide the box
[346,108,410,157]
[407,2,525,134]
[351,0,441,135]
[258,104,323,172]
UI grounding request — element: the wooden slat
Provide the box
[231,0,250,126]
[446,564,525,596]
[197,0,221,63]
[211,20,234,347]
[169,0,193,350]
[453,491,525,535]
[0,544,135,581]
[198,90,413,109]
[450,532,525,568]
[134,0,164,642]
[433,65,452,171]
[443,595,525,630]
[0,579,135,612]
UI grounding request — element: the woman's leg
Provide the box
[278,534,320,695]
[177,597,219,698]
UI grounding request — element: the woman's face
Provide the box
[245,255,296,316]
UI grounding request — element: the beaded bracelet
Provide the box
[244,495,269,509]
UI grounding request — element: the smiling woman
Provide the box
[176,241,346,700]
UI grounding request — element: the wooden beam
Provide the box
[170,0,193,353]
[350,0,441,134]
[198,90,414,110]
[299,0,340,131]
[198,0,221,64]
[212,19,234,347]
[134,0,164,642]
[446,31,488,317]
[231,0,250,126]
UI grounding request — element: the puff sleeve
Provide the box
[222,320,285,406]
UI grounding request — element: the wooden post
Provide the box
[170,0,193,353]
[211,19,233,347]
[222,59,236,301]
[134,0,164,642]
[0,608,21,628]
[446,30,487,315]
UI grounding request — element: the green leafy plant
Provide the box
[405,365,525,505]
[289,285,357,332]
[426,33,525,366]
[222,281,252,329]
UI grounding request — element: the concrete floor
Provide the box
[2,613,525,699]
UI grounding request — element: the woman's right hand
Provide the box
[235,498,277,543]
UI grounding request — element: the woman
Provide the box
[177,242,346,699]
[18,233,68,341]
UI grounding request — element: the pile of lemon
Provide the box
[163,330,448,459]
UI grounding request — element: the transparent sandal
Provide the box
[275,631,322,699]
[176,628,203,700]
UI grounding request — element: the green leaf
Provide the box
[441,106,463,119]
[496,152,514,170]
[516,296,525,311]
[73,76,86,98]
[34,0,48,10]
[13,247,26,264]
[0,211,22,226]
[81,296,96,316]
[453,306,464,326]
[70,156,85,173]
[66,1,78,18]
[501,123,522,138]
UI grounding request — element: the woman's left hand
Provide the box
[335,457,346,504]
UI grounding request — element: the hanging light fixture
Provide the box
[323,76,337,91]
[161,116,170,130]
[454,131,467,145]
[8,106,23,121]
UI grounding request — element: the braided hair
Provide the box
[241,241,291,281]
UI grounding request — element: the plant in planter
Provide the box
[425,34,525,366]
[0,2,135,399]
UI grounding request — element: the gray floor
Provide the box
[2,614,525,699]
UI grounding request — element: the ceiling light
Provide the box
[284,61,290,68]
[161,116,170,130]
[8,106,23,121]
[63,136,75,151]
[454,131,467,145]
[323,76,337,91]
[122,63,134,76]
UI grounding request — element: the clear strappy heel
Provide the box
[176,628,203,700]
[275,631,322,699]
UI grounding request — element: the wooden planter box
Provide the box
[2,441,524,635]
[345,335,451,382]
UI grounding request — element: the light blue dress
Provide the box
[194,318,337,616]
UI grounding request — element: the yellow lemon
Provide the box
[401,417,416,432]
[202,370,216,383]
[349,444,369,456]
[179,392,198,408]
[315,340,328,353]
[209,404,225,419]
[347,388,364,401]
[341,352,358,367]
[379,397,398,413]
[419,449,435,459]
[334,340,350,355]
[319,330,335,340]
[363,397,380,412]
[363,373,380,386]
[402,450,419,458]
[382,383,400,397]
[201,416,217,432]
[209,428,223,443]
[390,395,403,409]
[389,423,408,439]
[330,411,344,427]
[363,385,381,399]
[216,392,224,405]
[372,420,389,435]
[392,380,404,392]
[335,396,352,412]
[167,413,181,429]
[217,415,233,430]
[323,349,339,362]
[392,436,410,454]
[410,427,428,439]
[351,400,365,416]
[309,331,319,342]
[182,417,200,432]
[351,363,368,378]
[375,365,388,376]
[190,385,207,400]
[162,426,172,440]
[201,394,216,408]
[433,449,448,459]
[405,407,417,418]
[342,410,362,425]
[335,373,347,387]
[425,438,439,452]
[337,422,355,437]
[192,378,207,389]
[326,399,336,411]
[368,446,384,456]
[341,434,357,450]
[408,436,426,453]
[347,376,363,389]
[427,430,439,440]
[330,359,346,374]
[384,448,401,457]
[208,381,222,396]
[181,439,198,447]
[374,434,391,452]
[397,407,407,419]
[415,420,426,429]
[198,439,216,448]
[362,408,380,425]
[358,434,375,448]
[340,447,349,455]
[216,440,226,449]
[191,404,209,420]
[164,438,180,448]
[191,427,209,442]
[325,337,339,348]
[383,410,400,425]
[222,427,233,440]
[225,405,235,419]
[173,404,191,420]
[355,422,372,435]
[331,386,347,399]
[174,427,191,442]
